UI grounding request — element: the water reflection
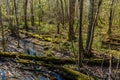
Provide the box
[0,69,6,80]
[38,76,49,80]
[22,40,44,56]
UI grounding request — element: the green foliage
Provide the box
[38,23,55,34]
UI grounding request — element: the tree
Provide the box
[24,0,28,31]
[85,0,94,56]
[78,0,84,67]
[0,5,5,51]
[85,0,102,56]
[6,0,14,35]
[38,0,41,26]
[107,0,115,35]
[60,0,65,26]
[55,0,61,34]
[14,0,20,47]
[64,0,69,23]
[68,0,76,41]
[30,0,34,26]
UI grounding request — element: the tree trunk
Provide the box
[0,6,5,51]
[68,0,76,41]
[85,0,102,57]
[30,0,34,26]
[60,0,64,26]
[64,0,69,23]
[107,0,115,35]
[78,0,84,68]
[85,0,94,56]
[14,0,20,47]
[55,0,61,34]
[57,23,60,34]
[24,0,28,31]
[39,0,41,26]
[6,0,14,35]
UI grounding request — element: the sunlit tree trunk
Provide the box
[85,0,94,56]
[85,0,102,57]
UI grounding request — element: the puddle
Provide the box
[22,40,44,56]
[0,69,6,80]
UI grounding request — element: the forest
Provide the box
[0,0,120,80]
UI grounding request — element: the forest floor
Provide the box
[0,28,120,80]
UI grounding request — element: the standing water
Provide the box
[0,69,6,80]
[22,40,63,80]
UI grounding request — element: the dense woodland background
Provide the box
[0,0,120,80]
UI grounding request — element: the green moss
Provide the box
[16,59,36,64]
[16,59,94,80]
[0,52,119,66]
[19,30,66,44]
[34,34,43,39]
[44,37,53,42]
[0,52,76,64]
[60,67,94,80]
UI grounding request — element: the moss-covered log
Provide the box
[102,34,120,51]
[59,67,94,80]
[19,30,65,44]
[0,52,120,66]
[0,52,76,64]
[102,35,120,46]
[102,40,120,46]
[16,59,94,80]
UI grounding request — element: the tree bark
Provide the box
[78,0,84,67]
[6,0,14,35]
[30,0,34,26]
[14,0,20,47]
[85,0,94,56]
[38,0,41,26]
[68,0,76,41]
[64,0,69,23]
[60,0,65,26]
[24,0,28,31]
[107,0,115,35]
[0,6,5,51]
[56,0,61,34]
[85,0,102,57]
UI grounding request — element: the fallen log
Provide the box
[102,40,120,46]
[19,30,65,44]
[0,52,120,66]
[0,52,76,64]
[16,59,94,80]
